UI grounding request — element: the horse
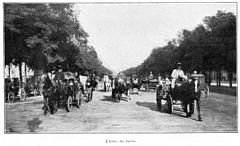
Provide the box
[112,78,130,102]
[41,74,58,115]
[129,77,141,94]
[103,75,111,92]
[85,78,98,102]
[104,80,111,92]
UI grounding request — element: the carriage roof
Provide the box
[63,72,75,80]
[190,74,205,83]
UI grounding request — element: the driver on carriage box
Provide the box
[171,62,188,88]
[54,65,65,83]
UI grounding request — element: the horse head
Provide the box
[42,74,53,89]
[188,78,200,93]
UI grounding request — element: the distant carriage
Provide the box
[24,76,42,97]
[5,78,27,102]
[112,73,131,102]
[129,77,141,94]
[156,74,208,121]
[141,78,158,91]
[85,76,98,102]
[42,72,82,115]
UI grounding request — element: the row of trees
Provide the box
[123,11,236,87]
[5,3,112,84]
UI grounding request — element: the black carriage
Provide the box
[24,77,42,97]
[148,79,158,91]
[141,78,158,91]
[156,74,207,121]
[43,72,82,114]
[112,79,130,102]
[61,72,82,112]
[129,77,141,94]
[5,78,27,102]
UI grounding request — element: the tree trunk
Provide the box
[25,63,27,82]
[217,70,222,86]
[216,71,221,86]
[8,65,11,78]
[229,72,233,88]
[208,70,212,86]
[19,62,23,88]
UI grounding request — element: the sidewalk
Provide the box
[211,82,237,87]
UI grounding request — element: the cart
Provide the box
[5,78,27,102]
[156,75,205,121]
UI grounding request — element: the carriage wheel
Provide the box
[8,92,15,103]
[167,95,173,114]
[76,91,82,108]
[19,88,27,101]
[66,96,73,112]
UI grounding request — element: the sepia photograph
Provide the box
[2,0,238,142]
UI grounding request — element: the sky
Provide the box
[73,3,236,73]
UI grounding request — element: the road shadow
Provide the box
[136,101,158,112]
[27,118,42,132]
[25,101,44,105]
[101,95,129,103]
[101,95,113,102]
[136,101,187,118]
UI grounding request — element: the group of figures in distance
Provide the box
[103,63,209,121]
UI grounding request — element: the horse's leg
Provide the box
[196,98,202,121]
[43,96,49,115]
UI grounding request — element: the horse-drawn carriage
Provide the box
[5,78,27,102]
[85,76,98,102]
[126,77,141,94]
[42,72,82,115]
[141,78,158,91]
[156,74,208,121]
[24,76,42,97]
[112,73,131,102]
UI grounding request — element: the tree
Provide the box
[123,11,236,88]
[5,3,111,83]
[203,11,236,87]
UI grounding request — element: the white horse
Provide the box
[103,75,111,92]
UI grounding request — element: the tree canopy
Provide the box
[5,3,111,80]
[123,11,236,86]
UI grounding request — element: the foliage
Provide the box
[4,3,111,78]
[123,11,236,85]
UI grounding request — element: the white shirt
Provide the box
[171,69,187,79]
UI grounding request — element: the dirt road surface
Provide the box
[5,88,237,133]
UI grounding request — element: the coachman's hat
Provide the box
[177,62,182,66]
